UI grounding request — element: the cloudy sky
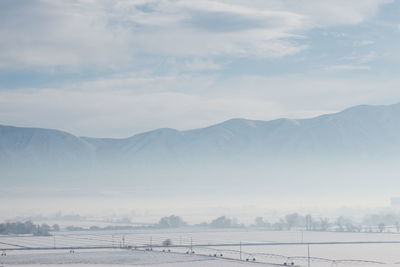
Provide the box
[1,0,400,137]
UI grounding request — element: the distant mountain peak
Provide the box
[2,103,400,175]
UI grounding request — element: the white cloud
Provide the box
[0,0,396,137]
[355,40,375,46]
[0,1,138,70]
[276,0,392,26]
[182,58,222,71]
[325,65,371,71]
[0,0,391,70]
[344,52,377,64]
[0,87,280,137]
[1,73,399,137]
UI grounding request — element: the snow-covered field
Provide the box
[0,249,260,266]
[2,229,400,266]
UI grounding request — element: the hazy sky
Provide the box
[1,0,400,137]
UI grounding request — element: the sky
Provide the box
[1,0,400,138]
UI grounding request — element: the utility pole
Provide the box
[307,243,311,267]
[150,236,153,250]
[53,235,56,249]
[122,235,125,248]
[239,241,242,260]
[190,237,193,251]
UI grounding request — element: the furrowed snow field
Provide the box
[2,229,400,266]
[0,249,260,266]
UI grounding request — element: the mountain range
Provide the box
[2,103,400,187]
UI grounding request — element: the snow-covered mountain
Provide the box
[2,103,400,181]
[0,125,95,167]
[83,103,400,163]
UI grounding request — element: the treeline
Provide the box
[65,225,146,231]
[253,213,329,231]
[0,221,60,236]
[253,213,400,233]
[63,216,189,231]
[154,213,400,232]
[65,215,243,230]
[4,213,400,234]
[157,215,243,229]
[197,216,244,228]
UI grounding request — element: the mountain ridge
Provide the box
[2,103,400,173]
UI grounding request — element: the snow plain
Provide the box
[0,249,259,266]
[2,229,400,266]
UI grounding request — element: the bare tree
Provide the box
[162,239,172,246]
[305,214,313,231]
[378,223,385,233]
[319,218,329,231]
[285,213,300,230]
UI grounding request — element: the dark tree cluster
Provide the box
[253,213,331,231]
[252,212,400,233]
[158,215,187,228]
[0,221,58,236]
[196,216,244,228]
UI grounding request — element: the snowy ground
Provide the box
[2,229,400,266]
[0,249,272,266]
